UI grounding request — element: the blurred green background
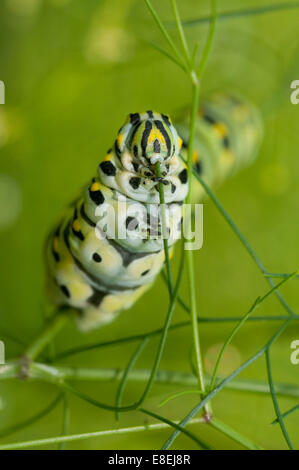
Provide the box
[0,0,298,450]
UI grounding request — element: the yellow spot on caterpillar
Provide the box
[72,219,81,232]
[178,137,183,149]
[104,154,111,161]
[91,182,101,192]
[53,237,59,252]
[117,133,124,147]
[192,150,200,163]
[213,122,227,138]
[148,127,166,145]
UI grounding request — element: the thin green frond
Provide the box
[271,405,299,425]
[140,408,211,449]
[167,2,299,28]
[197,0,218,79]
[0,393,63,439]
[209,273,297,390]
[265,350,294,449]
[210,418,263,450]
[59,392,70,451]
[115,338,149,420]
[159,389,204,407]
[145,40,187,71]
[170,0,191,67]
[192,169,295,317]
[143,0,186,68]
[0,418,203,450]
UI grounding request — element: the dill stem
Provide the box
[155,161,174,296]
[170,0,191,67]
[0,418,203,450]
[143,0,186,71]
[185,82,211,418]
[23,308,71,361]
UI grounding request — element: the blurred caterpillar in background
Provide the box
[46,93,263,331]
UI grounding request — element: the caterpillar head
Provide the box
[115,111,182,176]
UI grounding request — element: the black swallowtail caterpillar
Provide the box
[46,93,263,331]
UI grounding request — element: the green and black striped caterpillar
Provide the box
[46,93,263,331]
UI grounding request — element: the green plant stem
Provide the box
[143,0,186,71]
[265,272,299,279]
[59,392,70,450]
[209,273,297,390]
[24,308,72,361]
[162,318,293,449]
[146,0,227,429]
[145,40,186,71]
[161,271,299,321]
[185,81,211,418]
[155,161,173,295]
[50,312,299,363]
[192,170,295,317]
[0,418,203,451]
[186,245,208,397]
[171,0,191,66]
[209,417,263,450]
[180,0,218,420]
[112,162,184,411]
[271,405,299,425]
[136,234,185,406]
[191,41,200,68]
[140,408,210,449]
[265,350,294,449]
[1,362,299,399]
[159,389,204,407]
[172,2,299,28]
[197,0,217,79]
[115,338,149,421]
[0,392,63,439]
[54,243,185,415]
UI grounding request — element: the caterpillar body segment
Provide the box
[46,111,186,331]
[176,93,263,201]
[46,94,263,331]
